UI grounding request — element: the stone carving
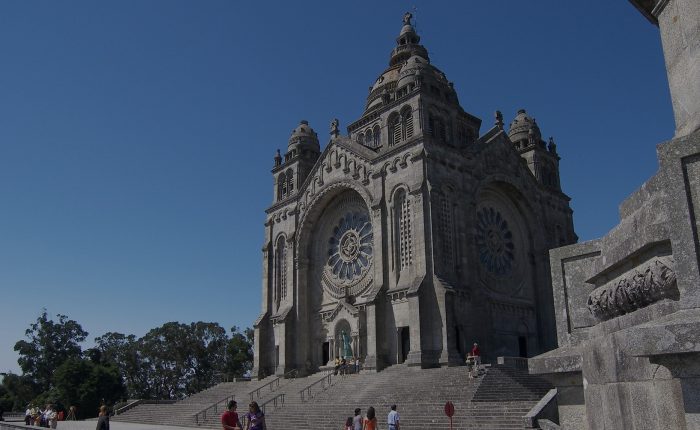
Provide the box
[587,258,678,321]
[403,11,412,25]
[476,207,515,276]
[341,330,353,358]
[327,212,373,283]
[330,118,340,138]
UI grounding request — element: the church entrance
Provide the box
[399,327,410,364]
[518,336,528,358]
[322,341,330,365]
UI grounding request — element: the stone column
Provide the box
[275,322,287,376]
[363,303,379,371]
[396,327,402,364]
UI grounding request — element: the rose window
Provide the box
[327,212,373,283]
[476,207,515,276]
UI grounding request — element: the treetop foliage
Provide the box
[2,311,254,416]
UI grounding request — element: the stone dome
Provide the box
[400,24,418,38]
[397,55,430,88]
[288,120,320,151]
[508,109,541,144]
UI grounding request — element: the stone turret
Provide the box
[349,12,480,150]
[508,109,561,190]
[272,120,320,202]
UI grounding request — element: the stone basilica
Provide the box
[253,13,576,377]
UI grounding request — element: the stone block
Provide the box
[628,382,658,430]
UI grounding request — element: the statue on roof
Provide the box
[330,118,340,138]
[403,12,412,25]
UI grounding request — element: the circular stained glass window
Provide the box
[327,212,373,283]
[476,207,515,276]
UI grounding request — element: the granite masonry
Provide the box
[253,13,577,378]
[529,0,700,429]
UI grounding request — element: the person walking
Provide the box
[95,406,109,430]
[387,405,400,430]
[471,342,481,366]
[221,400,241,430]
[361,406,377,430]
[47,405,58,429]
[244,401,266,430]
[352,408,362,430]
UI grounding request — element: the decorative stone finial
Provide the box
[330,118,340,138]
[548,137,557,153]
[403,11,413,25]
[274,149,282,167]
[495,110,504,129]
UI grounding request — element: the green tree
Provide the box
[223,326,254,379]
[53,357,125,419]
[94,332,146,398]
[185,322,228,394]
[0,373,40,411]
[138,321,230,398]
[14,310,87,392]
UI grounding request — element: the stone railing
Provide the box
[523,388,558,428]
[497,356,529,370]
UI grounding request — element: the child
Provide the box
[345,416,353,430]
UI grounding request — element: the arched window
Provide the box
[438,193,455,273]
[388,113,400,147]
[365,129,373,147]
[401,107,414,140]
[357,132,364,144]
[394,189,413,271]
[372,125,381,147]
[274,236,287,308]
[278,173,288,200]
[286,169,294,194]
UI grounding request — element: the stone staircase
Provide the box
[111,376,277,427]
[114,364,553,430]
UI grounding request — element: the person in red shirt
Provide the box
[221,400,241,430]
[471,342,481,364]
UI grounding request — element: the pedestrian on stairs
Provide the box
[352,408,362,430]
[222,400,241,430]
[244,401,266,430]
[361,406,377,430]
[387,405,400,430]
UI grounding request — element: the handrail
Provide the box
[114,399,142,415]
[260,393,285,414]
[248,377,280,401]
[248,369,298,401]
[298,373,333,402]
[193,394,235,425]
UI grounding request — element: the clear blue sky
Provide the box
[0,1,673,374]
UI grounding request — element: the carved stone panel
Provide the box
[587,257,679,321]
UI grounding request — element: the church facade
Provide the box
[253,14,576,377]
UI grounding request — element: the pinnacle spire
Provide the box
[389,12,429,66]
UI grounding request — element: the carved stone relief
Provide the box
[587,258,679,321]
